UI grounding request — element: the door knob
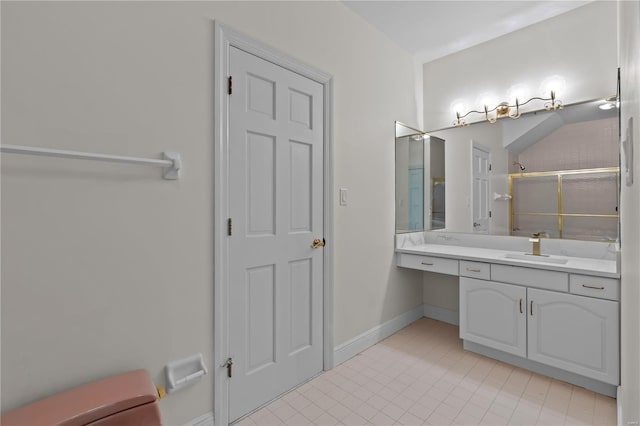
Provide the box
[311,238,325,249]
[473,222,480,228]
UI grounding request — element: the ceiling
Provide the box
[341,1,591,63]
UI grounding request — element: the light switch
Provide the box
[340,188,348,206]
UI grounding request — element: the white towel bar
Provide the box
[0,144,181,180]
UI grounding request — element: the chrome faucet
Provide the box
[529,232,542,256]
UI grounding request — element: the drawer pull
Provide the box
[530,300,534,316]
[582,284,605,290]
[519,299,523,314]
[466,267,482,273]
[421,262,434,266]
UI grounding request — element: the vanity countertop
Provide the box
[397,243,619,278]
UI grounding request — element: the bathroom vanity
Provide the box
[394,94,622,397]
[396,231,620,397]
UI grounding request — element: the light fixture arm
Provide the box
[544,90,563,111]
[484,105,497,123]
[510,99,521,119]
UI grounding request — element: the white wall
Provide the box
[0,2,423,424]
[618,0,640,424]
[423,1,618,131]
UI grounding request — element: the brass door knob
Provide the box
[311,238,325,249]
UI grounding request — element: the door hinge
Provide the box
[227,218,232,236]
[228,76,233,95]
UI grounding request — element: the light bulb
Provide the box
[507,84,530,102]
[541,75,566,97]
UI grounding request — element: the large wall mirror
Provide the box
[421,97,620,242]
[395,122,445,233]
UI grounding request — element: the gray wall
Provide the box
[0,2,423,424]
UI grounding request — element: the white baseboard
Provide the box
[333,304,424,366]
[617,386,622,426]
[184,411,213,426]
[423,304,459,325]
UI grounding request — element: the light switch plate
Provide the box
[340,188,348,206]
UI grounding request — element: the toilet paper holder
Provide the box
[165,353,208,393]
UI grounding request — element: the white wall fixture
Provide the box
[0,144,182,180]
[623,117,634,186]
[165,353,208,394]
[339,188,348,206]
[493,192,512,201]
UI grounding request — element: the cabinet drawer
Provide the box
[491,264,568,292]
[570,274,620,301]
[396,253,458,275]
[460,261,490,280]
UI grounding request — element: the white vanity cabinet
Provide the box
[460,277,526,357]
[395,237,620,395]
[528,288,619,385]
[459,273,619,386]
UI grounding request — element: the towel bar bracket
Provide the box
[163,152,181,180]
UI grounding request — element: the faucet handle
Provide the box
[531,232,541,238]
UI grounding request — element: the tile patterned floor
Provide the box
[235,318,617,425]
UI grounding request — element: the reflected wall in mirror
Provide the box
[427,98,619,242]
[395,122,445,233]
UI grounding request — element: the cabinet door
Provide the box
[460,277,527,357]
[527,288,619,385]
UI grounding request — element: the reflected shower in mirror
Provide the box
[395,122,445,233]
[427,97,620,242]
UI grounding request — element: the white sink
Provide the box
[504,253,569,264]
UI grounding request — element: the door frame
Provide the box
[213,22,334,426]
[471,142,491,233]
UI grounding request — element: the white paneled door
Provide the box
[227,46,324,422]
[472,145,490,233]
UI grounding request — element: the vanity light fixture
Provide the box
[453,91,563,127]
